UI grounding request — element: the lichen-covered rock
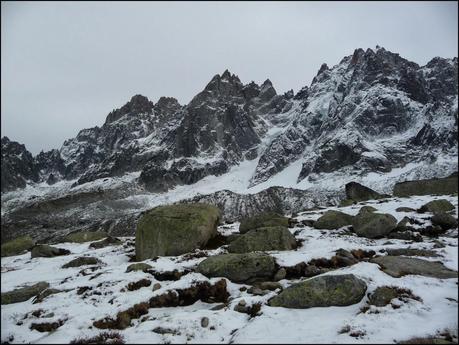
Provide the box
[393,176,458,197]
[418,199,454,214]
[1,282,49,305]
[345,182,389,202]
[228,226,297,253]
[135,203,221,260]
[197,253,276,283]
[125,263,153,273]
[268,274,367,308]
[1,235,35,257]
[313,210,354,230]
[368,286,400,307]
[63,231,109,243]
[31,245,70,258]
[431,213,458,230]
[89,236,122,249]
[370,256,458,278]
[62,256,102,268]
[358,206,378,214]
[239,213,289,234]
[352,212,397,238]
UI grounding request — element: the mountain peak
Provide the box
[105,94,154,124]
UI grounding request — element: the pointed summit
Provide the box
[105,94,154,124]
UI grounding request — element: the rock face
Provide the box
[393,176,458,197]
[197,253,276,283]
[268,274,367,308]
[228,226,297,253]
[345,182,388,202]
[418,199,455,214]
[239,213,289,234]
[1,282,49,305]
[313,210,354,230]
[1,236,35,257]
[135,203,220,260]
[31,245,70,258]
[371,256,458,278]
[352,212,397,238]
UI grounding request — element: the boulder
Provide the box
[239,213,289,234]
[228,226,297,253]
[393,176,458,197]
[89,236,122,249]
[197,253,276,283]
[268,274,367,308]
[358,206,377,214]
[345,182,389,202]
[431,213,458,230]
[418,199,455,214]
[352,212,397,238]
[370,256,458,278]
[31,245,70,258]
[385,248,438,257]
[125,263,153,273]
[368,286,400,307]
[136,203,220,260]
[63,231,109,243]
[313,210,354,230]
[388,231,423,242]
[62,256,102,268]
[1,282,49,305]
[1,235,35,257]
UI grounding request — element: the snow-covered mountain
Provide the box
[1,46,458,241]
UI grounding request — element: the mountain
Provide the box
[1,46,457,241]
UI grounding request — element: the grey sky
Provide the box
[1,1,457,155]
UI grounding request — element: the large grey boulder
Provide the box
[239,213,289,234]
[228,226,297,253]
[431,213,458,230]
[31,245,70,258]
[197,253,276,283]
[1,282,49,305]
[393,176,458,197]
[268,274,367,308]
[371,256,458,278]
[352,212,397,238]
[345,182,389,202]
[418,199,455,214]
[136,203,221,260]
[313,210,354,230]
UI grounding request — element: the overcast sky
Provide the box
[1,1,457,154]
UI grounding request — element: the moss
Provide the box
[1,235,35,257]
[63,231,108,243]
[228,226,297,253]
[135,203,220,260]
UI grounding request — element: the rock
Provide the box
[396,207,416,212]
[358,206,377,214]
[313,210,354,230]
[227,226,297,253]
[197,253,276,283]
[388,231,423,242]
[62,256,102,268]
[89,236,122,249]
[274,268,287,281]
[394,217,413,232]
[352,212,397,238]
[30,320,64,332]
[345,182,389,202]
[1,235,35,257]
[247,286,266,296]
[201,317,209,328]
[63,231,109,243]
[368,286,400,307]
[393,176,458,197]
[136,203,220,260]
[418,199,454,214]
[125,263,153,273]
[385,248,438,257]
[33,288,66,304]
[31,245,70,258]
[255,281,282,291]
[239,213,289,234]
[1,282,49,305]
[268,274,367,308]
[152,283,161,291]
[419,225,446,237]
[370,256,458,278]
[431,213,458,230]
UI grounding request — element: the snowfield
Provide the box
[1,194,458,344]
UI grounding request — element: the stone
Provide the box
[345,182,389,202]
[227,226,297,253]
[1,282,49,305]
[274,268,287,281]
[197,253,276,283]
[268,274,367,308]
[352,212,397,238]
[313,210,354,230]
[89,236,122,249]
[255,281,282,291]
[125,263,153,273]
[393,176,458,197]
[201,317,209,328]
[370,256,458,278]
[396,207,416,213]
[247,286,266,296]
[239,213,289,234]
[63,231,109,243]
[62,256,102,268]
[368,286,399,307]
[431,213,458,230]
[1,236,35,257]
[358,206,378,214]
[418,199,454,214]
[136,203,220,260]
[385,248,438,257]
[31,245,70,258]
[152,283,161,291]
[388,231,423,242]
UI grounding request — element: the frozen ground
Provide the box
[1,194,458,344]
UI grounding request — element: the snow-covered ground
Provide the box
[1,194,457,344]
